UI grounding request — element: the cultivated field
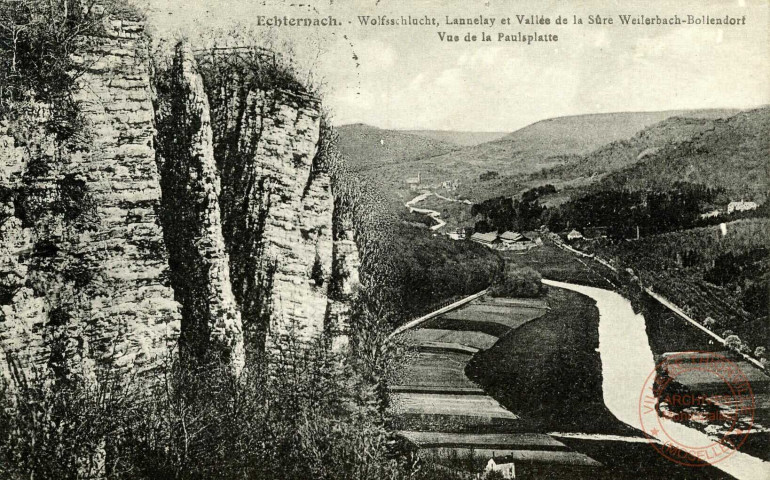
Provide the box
[395,351,479,390]
[401,329,498,351]
[439,304,545,328]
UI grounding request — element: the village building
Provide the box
[567,229,583,241]
[727,200,758,214]
[499,231,526,245]
[485,457,516,479]
[405,172,421,191]
[471,231,499,246]
[447,227,467,240]
[700,209,721,219]
[441,179,459,191]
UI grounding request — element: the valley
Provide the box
[351,105,769,479]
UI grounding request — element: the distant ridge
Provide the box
[336,108,748,204]
[497,108,741,158]
[399,130,508,147]
[593,106,769,200]
[336,123,458,172]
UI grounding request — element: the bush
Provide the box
[489,264,547,298]
[0,331,415,480]
[0,1,137,106]
[725,335,742,351]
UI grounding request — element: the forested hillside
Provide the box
[595,107,769,201]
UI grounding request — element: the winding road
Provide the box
[544,279,770,480]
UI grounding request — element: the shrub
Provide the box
[489,264,547,298]
[725,335,742,351]
[0,332,415,480]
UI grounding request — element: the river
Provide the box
[543,279,770,480]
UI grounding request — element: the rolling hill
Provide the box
[594,106,769,201]
[336,124,458,172]
[336,108,747,208]
[496,109,739,159]
[532,114,734,184]
[399,130,508,146]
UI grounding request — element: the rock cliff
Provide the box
[0,19,359,384]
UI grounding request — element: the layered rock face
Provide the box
[0,21,181,383]
[0,24,359,383]
[198,50,338,362]
[154,43,245,373]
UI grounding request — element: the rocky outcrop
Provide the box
[198,50,334,362]
[327,201,361,353]
[0,27,358,384]
[154,43,245,373]
[0,21,181,384]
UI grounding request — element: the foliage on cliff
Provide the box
[0,1,143,104]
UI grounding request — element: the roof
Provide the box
[567,229,583,237]
[500,231,524,242]
[471,231,499,243]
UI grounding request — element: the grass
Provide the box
[466,287,634,435]
[441,304,545,329]
[402,329,499,350]
[503,243,613,288]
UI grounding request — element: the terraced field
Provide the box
[390,292,612,475]
[391,278,742,478]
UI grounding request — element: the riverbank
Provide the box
[467,287,634,435]
[549,279,770,480]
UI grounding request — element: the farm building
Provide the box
[566,229,583,241]
[405,172,422,191]
[727,200,758,214]
[471,231,500,246]
[484,450,602,479]
[499,231,529,244]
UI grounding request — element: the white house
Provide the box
[727,200,758,214]
[567,229,583,241]
[485,457,516,479]
[700,209,721,219]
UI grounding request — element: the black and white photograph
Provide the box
[0,0,768,478]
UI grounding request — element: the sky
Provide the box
[142,0,769,132]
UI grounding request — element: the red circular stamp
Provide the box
[638,351,755,466]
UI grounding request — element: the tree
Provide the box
[489,264,547,298]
